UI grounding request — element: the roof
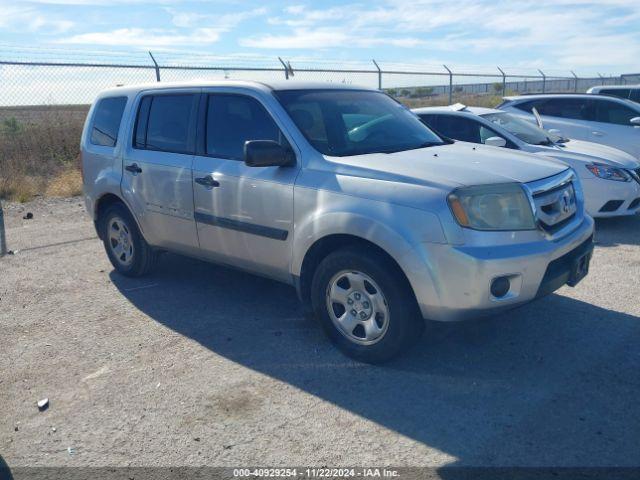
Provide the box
[98,79,371,97]
[589,85,640,90]
[502,92,640,109]
[412,105,501,116]
[503,93,597,101]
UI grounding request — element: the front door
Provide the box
[192,91,299,282]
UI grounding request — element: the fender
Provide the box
[290,200,447,319]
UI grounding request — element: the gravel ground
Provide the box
[1,197,639,469]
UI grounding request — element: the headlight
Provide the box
[586,163,630,182]
[448,183,536,231]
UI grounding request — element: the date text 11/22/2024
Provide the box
[233,468,400,477]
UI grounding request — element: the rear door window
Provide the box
[90,96,127,147]
[134,94,198,154]
[593,99,639,126]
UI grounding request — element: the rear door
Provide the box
[589,97,640,157]
[192,90,299,282]
[121,90,200,254]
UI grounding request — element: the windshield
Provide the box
[481,112,555,146]
[274,89,444,156]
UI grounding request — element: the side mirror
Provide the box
[548,129,569,143]
[244,140,294,167]
[630,117,640,127]
[484,136,507,148]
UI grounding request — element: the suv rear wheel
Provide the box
[311,246,424,363]
[101,203,156,277]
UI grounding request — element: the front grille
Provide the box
[531,180,577,235]
[536,236,594,298]
[631,168,640,185]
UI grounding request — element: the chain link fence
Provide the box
[0,53,631,256]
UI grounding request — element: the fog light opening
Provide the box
[491,276,511,298]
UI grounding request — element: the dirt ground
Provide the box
[1,197,639,469]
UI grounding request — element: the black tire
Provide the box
[311,246,424,363]
[101,203,157,277]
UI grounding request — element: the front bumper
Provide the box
[404,215,595,322]
[582,177,640,217]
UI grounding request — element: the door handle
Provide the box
[125,163,142,174]
[194,175,220,188]
[592,131,604,137]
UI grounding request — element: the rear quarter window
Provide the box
[90,96,127,147]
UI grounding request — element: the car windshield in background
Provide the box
[275,89,444,156]
[481,112,555,146]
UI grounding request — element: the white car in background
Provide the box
[587,85,640,103]
[414,105,640,217]
[497,94,640,159]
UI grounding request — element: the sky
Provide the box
[0,0,639,76]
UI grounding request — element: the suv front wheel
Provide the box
[311,246,424,363]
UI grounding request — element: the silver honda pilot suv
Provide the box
[81,81,595,362]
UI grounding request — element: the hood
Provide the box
[529,139,640,172]
[324,142,568,188]
[555,139,639,168]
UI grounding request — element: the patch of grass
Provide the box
[0,175,43,203]
[46,169,83,197]
[399,93,505,109]
[0,106,86,201]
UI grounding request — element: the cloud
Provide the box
[244,0,640,71]
[0,4,74,33]
[53,5,267,49]
[166,7,267,29]
[57,28,222,47]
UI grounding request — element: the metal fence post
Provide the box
[148,51,160,82]
[278,57,292,80]
[443,65,453,104]
[497,66,506,96]
[278,57,288,80]
[538,69,546,93]
[0,199,7,257]
[598,73,605,85]
[372,59,382,90]
[571,71,578,92]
